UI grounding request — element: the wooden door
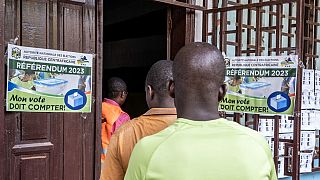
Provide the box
[0,0,102,179]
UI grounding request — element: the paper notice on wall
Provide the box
[279,133,293,155]
[315,90,320,110]
[265,137,274,157]
[301,90,315,109]
[6,44,93,112]
[280,115,294,133]
[300,152,314,173]
[278,157,288,178]
[302,69,315,91]
[300,131,316,151]
[258,118,274,137]
[220,55,297,115]
[315,70,320,90]
[301,110,316,131]
[315,110,320,130]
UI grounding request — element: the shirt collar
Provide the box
[103,98,120,107]
[143,108,177,116]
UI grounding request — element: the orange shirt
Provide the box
[101,99,130,162]
[100,108,176,180]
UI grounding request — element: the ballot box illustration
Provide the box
[67,92,84,108]
[270,94,287,110]
[34,78,68,95]
[240,82,271,97]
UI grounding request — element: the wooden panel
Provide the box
[12,142,53,154]
[61,3,83,52]
[95,0,103,178]
[4,0,16,42]
[60,3,84,180]
[0,0,5,178]
[82,1,96,179]
[170,7,186,59]
[20,0,48,48]
[20,155,49,180]
[19,0,50,142]
[70,0,86,3]
[49,113,63,180]
[21,113,49,141]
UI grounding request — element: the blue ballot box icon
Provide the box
[270,94,287,110]
[267,91,291,112]
[64,89,87,110]
[68,92,84,108]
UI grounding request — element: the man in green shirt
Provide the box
[125,42,277,180]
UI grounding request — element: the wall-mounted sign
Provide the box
[6,44,93,112]
[219,55,298,115]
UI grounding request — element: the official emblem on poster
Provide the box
[219,55,298,115]
[6,44,93,112]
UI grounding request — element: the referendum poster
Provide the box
[6,44,93,112]
[219,55,298,115]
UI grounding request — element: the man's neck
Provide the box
[149,97,175,109]
[175,100,220,121]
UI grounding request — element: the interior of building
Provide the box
[103,0,168,117]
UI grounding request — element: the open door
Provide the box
[0,0,102,179]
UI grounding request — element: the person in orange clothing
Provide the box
[100,60,176,180]
[101,77,130,166]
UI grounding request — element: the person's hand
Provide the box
[219,111,226,118]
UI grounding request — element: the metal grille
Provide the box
[202,1,315,179]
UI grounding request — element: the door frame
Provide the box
[95,0,103,179]
[0,0,6,179]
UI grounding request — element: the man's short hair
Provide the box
[146,60,173,97]
[107,77,127,99]
[173,42,225,92]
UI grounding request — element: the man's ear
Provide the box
[218,84,227,102]
[147,85,154,100]
[120,91,125,98]
[168,80,175,98]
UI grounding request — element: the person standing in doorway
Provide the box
[100,60,176,180]
[101,77,130,167]
[125,43,277,180]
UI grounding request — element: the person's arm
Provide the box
[111,113,130,135]
[100,133,124,180]
[101,102,107,123]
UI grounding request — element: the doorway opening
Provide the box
[103,0,168,118]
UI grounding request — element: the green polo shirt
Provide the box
[125,118,277,180]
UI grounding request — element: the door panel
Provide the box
[20,0,49,48]
[3,0,99,179]
[21,113,50,141]
[19,154,50,180]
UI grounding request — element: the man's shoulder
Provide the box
[222,119,270,152]
[112,115,147,137]
[224,119,267,141]
[135,122,175,149]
